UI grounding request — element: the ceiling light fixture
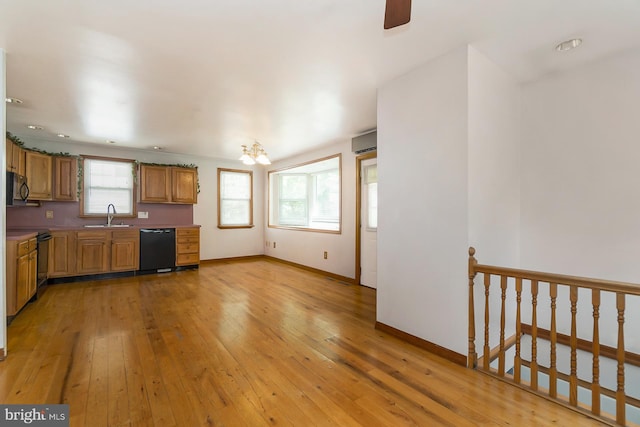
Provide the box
[5,97,23,104]
[106,140,116,144]
[556,38,582,52]
[153,146,162,150]
[239,141,271,165]
[57,133,69,138]
[27,125,43,130]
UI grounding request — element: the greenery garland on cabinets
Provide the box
[6,131,78,158]
[137,161,200,194]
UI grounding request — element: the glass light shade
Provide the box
[256,153,271,165]
[242,156,256,165]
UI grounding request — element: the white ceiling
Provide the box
[2,0,640,161]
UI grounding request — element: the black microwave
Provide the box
[6,171,30,206]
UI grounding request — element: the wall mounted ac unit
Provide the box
[352,130,377,154]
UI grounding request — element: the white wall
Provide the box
[520,47,640,352]
[26,139,265,261]
[468,46,521,267]
[1,48,7,354]
[467,47,522,351]
[377,47,470,355]
[264,140,356,279]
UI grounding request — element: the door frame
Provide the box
[355,151,377,286]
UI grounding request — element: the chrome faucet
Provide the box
[107,203,117,227]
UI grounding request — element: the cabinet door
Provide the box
[27,250,37,298]
[6,139,15,172]
[171,167,198,204]
[49,231,76,277]
[25,151,53,200]
[15,253,31,311]
[53,156,78,201]
[76,232,109,274]
[140,165,171,203]
[111,239,138,271]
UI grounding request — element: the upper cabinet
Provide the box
[53,156,78,201]
[25,151,53,200]
[171,167,198,204]
[6,138,25,176]
[139,164,198,204]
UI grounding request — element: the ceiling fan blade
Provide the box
[384,0,412,29]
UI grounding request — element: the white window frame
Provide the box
[80,156,136,218]
[218,168,254,229]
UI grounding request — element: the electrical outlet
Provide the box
[323,251,328,259]
[273,242,276,248]
[138,211,149,219]
[45,210,54,219]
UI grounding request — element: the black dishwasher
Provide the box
[139,228,176,272]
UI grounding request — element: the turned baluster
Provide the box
[514,277,522,383]
[592,289,601,416]
[530,280,539,391]
[468,247,478,369]
[498,275,507,376]
[616,293,626,425]
[549,283,558,398]
[569,286,578,406]
[483,273,491,371]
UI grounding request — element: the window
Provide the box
[218,168,253,228]
[81,157,136,217]
[269,154,341,232]
[364,164,378,229]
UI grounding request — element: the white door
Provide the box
[360,158,377,288]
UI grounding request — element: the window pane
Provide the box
[280,175,307,199]
[279,200,307,225]
[368,182,378,229]
[221,200,250,225]
[312,170,339,221]
[221,171,251,199]
[83,158,134,215]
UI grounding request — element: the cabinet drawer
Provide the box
[177,243,199,254]
[18,239,35,256]
[177,228,199,237]
[77,231,108,240]
[110,229,139,240]
[177,236,199,244]
[177,253,199,265]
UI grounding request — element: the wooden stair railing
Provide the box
[468,247,640,426]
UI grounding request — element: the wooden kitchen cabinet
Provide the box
[171,167,198,204]
[110,229,139,271]
[176,227,200,266]
[6,236,37,317]
[76,231,109,274]
[25,151,53,200]
[139,164,171,203]
[53,156,78,201]
[6,139,25,175]
[140,164,198,204]
[49,231,76,278]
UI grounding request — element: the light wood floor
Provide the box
[0,258,604,426]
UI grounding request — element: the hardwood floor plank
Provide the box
[0,259,607,426]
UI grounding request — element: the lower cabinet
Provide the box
[6,236,37,316]
[49,229,140,278]
[176,227,200,266]
[111,230,139,271]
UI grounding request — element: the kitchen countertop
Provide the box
[6,224,200,240]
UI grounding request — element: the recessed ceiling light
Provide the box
[556,38,582,52]
[27,125,43,130]
[153,146,162,150]
[106,140,116,144]
[57,133,69,138]
[5,97,23,104]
